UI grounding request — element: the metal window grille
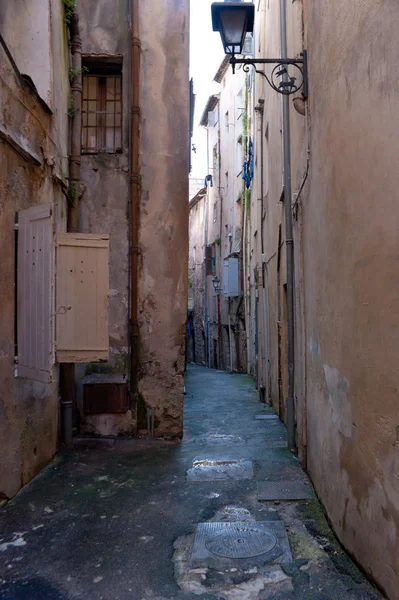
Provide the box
[82,74,122,153]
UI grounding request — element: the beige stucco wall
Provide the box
[252,0,399,596]
[77,0,132,435]
[0,0,69,498]
[77,0,189,437]
[302,1,399,596]
[138,0,189,436]
[0,0,53,107]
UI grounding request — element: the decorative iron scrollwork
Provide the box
[230,51,308,98]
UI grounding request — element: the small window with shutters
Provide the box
[205,245,213,276]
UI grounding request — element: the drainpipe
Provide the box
[60,9,82,446]
[130,0,140,399]
[280,0,296,452]
[203,133,210,367]
[228,313,233,372]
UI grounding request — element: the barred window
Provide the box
[82,73,122,153]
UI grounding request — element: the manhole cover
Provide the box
[205,524,277,559]
[190,521,292,567]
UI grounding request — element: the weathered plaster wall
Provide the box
[253,0,399,595]
[302,1,399,596]
[77,0,131,435]
[0,0,53,107]
[138,0,189,436]
[0,0,69,498]
[77,0,189,437]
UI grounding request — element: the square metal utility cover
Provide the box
[190,521,292,568]
[257,480,313,501]
[187,459,253,482]
[255,414,279,420]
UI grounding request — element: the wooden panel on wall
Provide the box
[56,233,109,363]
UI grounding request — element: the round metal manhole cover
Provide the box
[205,525,277,559]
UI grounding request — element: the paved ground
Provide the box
[0,365,384,600]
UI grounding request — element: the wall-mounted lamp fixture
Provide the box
[212,276,222,293]
[211,1,308,97]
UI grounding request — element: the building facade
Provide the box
[0,0,69,499]
[0,0,190,499]
[248,0,399,597]
[189,59,249,374]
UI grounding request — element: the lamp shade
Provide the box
[211,2,255,55]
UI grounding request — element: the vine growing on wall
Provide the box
[68,66,88,83]
[67,182,76,205]
[67,94,77,117]
[63,0,76,24]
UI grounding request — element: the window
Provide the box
[213,144,218,172]
[213,201,218,223]
[82,69,122,153]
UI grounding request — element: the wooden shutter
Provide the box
[56,233,109,363]
[205,245,214,276]
[17,204,53,383]
[223,257,239,298]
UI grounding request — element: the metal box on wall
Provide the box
[223,257,239,297]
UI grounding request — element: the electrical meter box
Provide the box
[223,257,239,297]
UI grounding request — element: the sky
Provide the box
[190,0,224,179]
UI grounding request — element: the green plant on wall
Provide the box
[63,0,76,24]
[67,182,76,205]
[67,94,76,117]
[214,235,221,246]
[68,66,89,83]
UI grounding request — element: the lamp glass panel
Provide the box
[220,9,247,52]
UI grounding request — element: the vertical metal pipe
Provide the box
[60,9,83,447]
[228,314,233,372]
[204,187,209,366]
[130,0,140,399]
[280,0,296,452]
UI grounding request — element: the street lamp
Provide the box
[211,1,308,97]
[211,1,254,56]
[212,276,222,294]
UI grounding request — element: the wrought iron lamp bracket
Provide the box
[230,50,308,99]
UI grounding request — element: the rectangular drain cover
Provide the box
[190,521,292,568]
[187,459,253,482]
[255,414,278,420]
[257,480,312,501]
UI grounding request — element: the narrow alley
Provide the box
[0,366,382,600]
